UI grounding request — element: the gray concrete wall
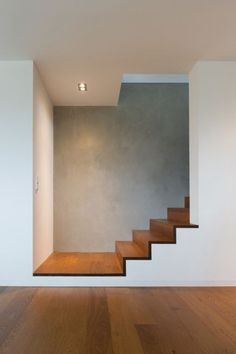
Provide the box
[54,83,189,252]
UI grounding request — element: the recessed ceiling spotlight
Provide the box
[78,82,87,91]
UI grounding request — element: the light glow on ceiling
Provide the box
[78,83,87,91]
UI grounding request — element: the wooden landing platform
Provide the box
[34,252,123,276]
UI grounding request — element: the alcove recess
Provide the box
[34,197,198,276]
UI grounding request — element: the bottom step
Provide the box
[34,252,124,276]
[116,241,149,267]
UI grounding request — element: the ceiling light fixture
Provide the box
[78,82,87,91]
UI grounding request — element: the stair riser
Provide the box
[167,208,189,223]
[185,196,190,208]
[133,232,149,253]
[115,243,124,268]
[150,220,173,237]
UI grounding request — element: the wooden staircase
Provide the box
[34,197,198,276]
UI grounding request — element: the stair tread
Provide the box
[150,218,197,227]
[116,241,148,258]
[168,207,189,212]
[133,230,174,242]
[167,207,190,223]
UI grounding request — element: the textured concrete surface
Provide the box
[54,84,189,252]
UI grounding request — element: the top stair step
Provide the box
[184,196,190,208]
[167,207,189,223]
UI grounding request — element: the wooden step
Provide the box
[115,241,148,268]
[34,252,123,276]
[133,230,175,252]
[150,219,198,237]
[184,196,190,208]
[167,207,189,223]
[150,219,176,237]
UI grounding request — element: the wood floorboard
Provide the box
[0,288,36,348]
[140,288,204,354]
[156,288,233,354]
[174,288,236,351]
[0,287,7,295]
[106,288,144,354]
[136,324,176,354]
[85,288,113,354]
[0,287,235,354]
[121,288,157,325]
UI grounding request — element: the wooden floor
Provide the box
[0,287,235,353]
[34,252,123,276]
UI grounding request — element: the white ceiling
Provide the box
[0,0,236,106]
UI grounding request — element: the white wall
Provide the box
[0,60,236,286]
[0,61,34,283]
[145,61,236,285]
[33,65,53,270]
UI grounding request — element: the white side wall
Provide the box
[189,65,199,224]
[0,61,34,283]
[33,65,54,270]
[0,60,235,286]
[142,61,236,285]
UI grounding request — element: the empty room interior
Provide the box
[0,1,236,353]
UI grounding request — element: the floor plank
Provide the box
[106,288,144,354]
[183,287,236,329]
[0,288,36,347]
[85,288,113,354]
[137,288,203,354]
[174,288,236,351]
[136,324,176,354]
